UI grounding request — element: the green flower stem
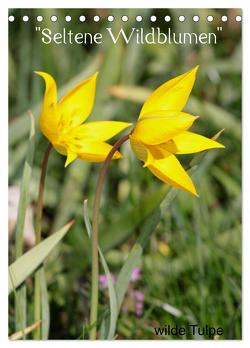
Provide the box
[89,133,130,340]
[34,142,52,339]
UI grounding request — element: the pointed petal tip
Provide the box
[182,175,199,197]
[91,71,99,80]
[65,160,73,168]
[34,71,53,81]
[85,71,98,80]
[186,65,199,76]
[190,65,199,76]
[114,121,133,131]
[194,65,199,72]
[64,157,71,167]
[193,190,200,197]
[65,153,77,167]
[34,70,45,76]
[185,183,199,197]
[124,122,133,127]
[185,185,199,197]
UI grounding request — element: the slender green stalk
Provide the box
[89,134,130,340]
[33,142,52,339]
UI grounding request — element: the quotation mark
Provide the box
[217,27,223,31]
[36,27,41,31]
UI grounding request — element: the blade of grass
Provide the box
[9,320,42,340]
[83,200,118,339]
[40,267,50,339]
[15,111,35,258]
[9,220,74,294]
[14,111,35,334]
[33,142,52,340]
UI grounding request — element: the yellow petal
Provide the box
[139,66,199,118]
[77,141,122,162]
[147,152,198,196]
[132,111,198,145]
[59,72,98,127]
[170,131,225,154]
[72,121,132,141]
[35,71,57,106]
[35,71,59,142]
[65,150,77,167]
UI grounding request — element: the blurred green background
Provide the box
[9,8,241,339]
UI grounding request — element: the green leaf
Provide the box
[115,244,142,309]
[14,286,27,338]
[83,201,118,339]
[98,250,118,339]
[9,221,74,294]
[83,200,92,239]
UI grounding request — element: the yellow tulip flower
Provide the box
[35,71,132,167]
[130,66,224,196]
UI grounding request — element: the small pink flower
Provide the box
[131,267,141,282]
[135,302,144,316]
[99,274,115,289]
[133,290,144,316]
[134,290,144,302]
